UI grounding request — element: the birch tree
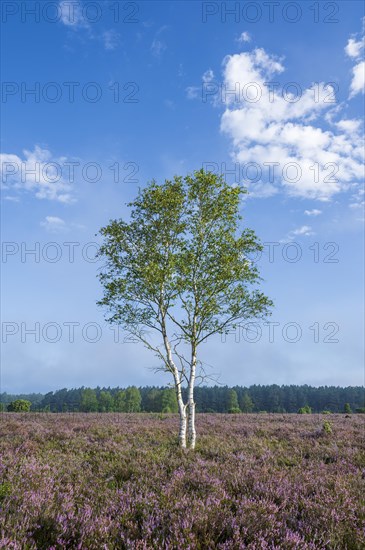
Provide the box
[97,169,273,449]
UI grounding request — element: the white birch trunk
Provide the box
[187,349,197,449]
[177,390,187,449]
[162,325,187,448]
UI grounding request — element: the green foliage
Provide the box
[97,168,272,375]
[0,482,11,502]
[227,389,240,413]
[240,391,254,413]
[124,387,142,412]
[355,407,365,413]
[344,403,352,414]
[0,402,4,412]
[161,388,178,413]
[99,391,114,412]
[298,405,312,414]
[2,385,363,415]
[322,420,333,434]
[7,399,31,412]
[80,389,98,412]
[114,387,142,412]
[114,390,126,412]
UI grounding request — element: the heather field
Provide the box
[0,413,364,549]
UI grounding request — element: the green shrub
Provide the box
[298,405,311,414]
[228,407,241,414]
[0,482,11,501]
[7,399,31,412]
[322,420,332,434]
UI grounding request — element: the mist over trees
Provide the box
[1,385,363,414]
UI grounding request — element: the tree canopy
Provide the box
[97,170,273,447]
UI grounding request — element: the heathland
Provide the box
[0,413,364,548]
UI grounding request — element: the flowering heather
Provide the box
[0,413,364,549]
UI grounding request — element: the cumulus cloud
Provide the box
[40,216,67,233]
[219,44,364,201]
[345,22,365,98]
[237,31,251,43]
[0,146,75,203]
[349,60,365,98]
[304,209,322,216]
[345,37,364,58]
[335,118,362,134]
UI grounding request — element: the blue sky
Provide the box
[1,1,364,393]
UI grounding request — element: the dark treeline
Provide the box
[1,385,364,413]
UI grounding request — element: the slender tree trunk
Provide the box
[177,394,187,448]
[187,349,197,449]
[161,322,187,448]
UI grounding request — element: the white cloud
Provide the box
[345,22,365,98]
[202,69,214,83]
[280,225,315,242]
[150,29,168,58]
[0,146,75,203]
[349,60,365,97]
[186,69,215,99]
[3,195,20,202]
[102,30,120,51]
[40,216,67,233]
[59,0,88,28]
[219,45,364,201]
[335,118,362,134]
[345,37,364,59]
[292,225,314,236]
[304,209,322,216]
[151,39,166,57]
[237,32,251,43]
[186,86,199,100]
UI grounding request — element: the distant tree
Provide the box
[114,390,126,412]
[344,403,352,414]
[144,388,162,412]
[97,170,272,448]
[298,405,311,414]
[7,399,31,412]
[240,392,254,413]
[161,388,178,413]
[99,390,114,412]
[227,389,240,413]
[0,402,4,412]
[80,389,98,412]
[124,387,142,412]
